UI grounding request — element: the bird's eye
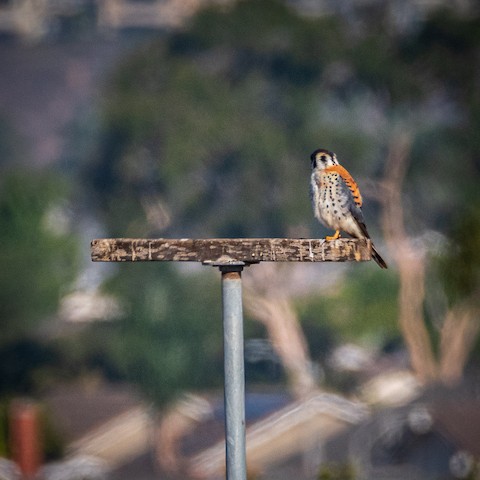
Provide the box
[320,155,326,162]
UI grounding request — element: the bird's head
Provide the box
[310,149,338,170]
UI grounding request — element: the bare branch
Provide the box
[244,264,317,399]
[439,303,480,385]
[379,131,437,382]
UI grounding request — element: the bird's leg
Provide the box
[325,230,341,241]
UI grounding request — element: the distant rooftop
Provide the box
[43,382,144,444]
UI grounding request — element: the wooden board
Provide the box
[91,238,372,264]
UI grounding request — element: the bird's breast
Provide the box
[313,172,356,231]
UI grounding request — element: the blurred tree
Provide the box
[379,130,480,385]
[244,263,318,398]
[318,462,356,480]
[87,0,351,238]
[440,203,480,305]
[0,115,24,171]
[0,169,79,396]
[88,3,480,239]
[436,202,480,383]
[98,263,224,406]
[299,266,398,344]
[83,0,480,400]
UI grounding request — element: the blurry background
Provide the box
[1,0,480,479]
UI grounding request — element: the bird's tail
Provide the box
[372,245,388,269]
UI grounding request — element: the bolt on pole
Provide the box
[220,264,247,480]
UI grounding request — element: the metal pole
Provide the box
[220,265,247,480]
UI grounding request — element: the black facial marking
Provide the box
[311,148,335,159]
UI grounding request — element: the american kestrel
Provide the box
[310,148,387,269]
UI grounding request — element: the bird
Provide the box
[310,148,387,269]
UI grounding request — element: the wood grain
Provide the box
[91,238,372,264]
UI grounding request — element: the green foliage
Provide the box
[318,462,356,480]
[0,170,79,343]
[299,265,399,345]
[98,264,224,405]
[88,2,480,243]
[438,202,480,304]
[88,1,356,238]
[403,9,480,102]
[39,404,65,461]
[0,169,79,397]
[81,1,480,401]
[0,115,25,169]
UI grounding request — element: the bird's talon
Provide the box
[325,231,341,241]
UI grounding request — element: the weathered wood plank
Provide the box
[91,238,372,264]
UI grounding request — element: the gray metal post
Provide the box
[220,265,247,480]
